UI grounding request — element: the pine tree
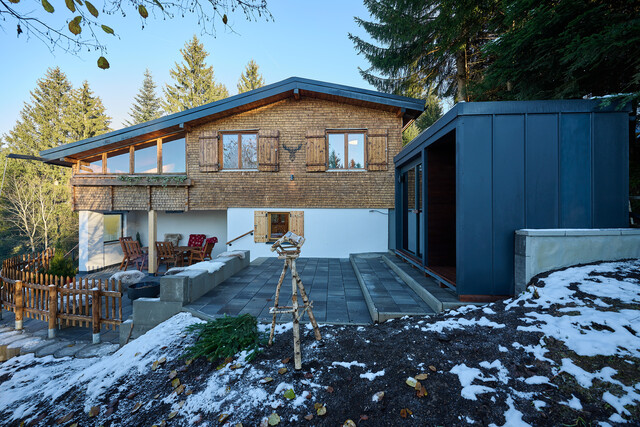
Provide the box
[237,60,265,93]
[126,69,163,125]
[349,0,503,102]
[66,81,111,141]
[163,35,229,114]
[402,87,443,145]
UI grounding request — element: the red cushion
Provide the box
[206,237,218,244]
[188,234,206,247]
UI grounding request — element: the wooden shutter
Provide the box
[305,129,327,172]
[289,211,304,237]
[366,128,388,171]
[199,131,219,172]
[254,211,268,243]
[258,130,279,172]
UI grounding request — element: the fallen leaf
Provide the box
[126,392,137,400]
[216,362,229,370]
[134,352,141,356]
[326,386,334,393]
[168,411,177,419]
[415,373,429,380]
[281,357,290,364]
[405,377,417,388]
[218,413,230,423]
[230,363,242,370]
[55,412,73,424]
[171,378,180,388]
[360,414,369,421]
[429,365,437,372]
[400,408,413,418]
[185,389,193,396]
[185,359,193,366]
[235,424,243,427]
[268,412,281,425]
[88,406,100,417]
[416,386,427,398]
[224,356,233,364]
[317,405,327,416]
[151,361,159,371]
[105,407,114,416]
[278,367,287,375]
[343,420,356,427]
[153,394,160,399]
[304,414,314,421]
[414,380,422,391]
[131,402,142,413]
[304,372,313,379]
[373,391,385,402]
[283,389,296,400]
[260,377,274,384]
[160,346,167,350]
[169,370,178,379]
[158,357,167,364]
[70,423,78,427]
[175,384,185,395]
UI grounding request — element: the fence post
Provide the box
[92,287,101,344]
[48,283,57,339]
[15,280,23,330]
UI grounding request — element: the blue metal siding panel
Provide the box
[559,113,592,227]
[457,116,493,295]
[525,114,559,228]
[492,115,525,295]
[593,112,629,227]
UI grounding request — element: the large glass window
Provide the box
[222,133,258,169]
[162,137,186,173]
[104,214,123,243]
[328,132,365,169]
[77,155,102,173]
[106,149,130,173]
[135,142,158,174]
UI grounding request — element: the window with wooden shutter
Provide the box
[254,211,268,243]
[366,128,388,171]
[289,211,304,237]
[305,129,327,172]
[199,131,219,172]
[257,130,279,172]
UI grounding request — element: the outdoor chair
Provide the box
[123,239,147,271]
[187,234,206,248]
[188,237,218,265]
[164,233,183,247]
[118,236,134,270]
[156,241,181,269]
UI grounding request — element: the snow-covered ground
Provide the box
[0,260,639,425]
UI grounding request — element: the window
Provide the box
[327,132,365,169]
[104,214,123,243]
[269,212,289,240]
[106,148,129,173]
[162,137,186,173]
[77,155,102,173]
[222,132,257,169]
[134,141,158,173]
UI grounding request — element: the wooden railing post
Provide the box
[15,280,23,330]
[48,283,57,339]
[92,286,101,344]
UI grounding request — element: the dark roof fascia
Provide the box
[395,99,633,166]
[41,77,425,160]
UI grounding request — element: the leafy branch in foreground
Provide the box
[0,0,271,69]
[183,314,266,362]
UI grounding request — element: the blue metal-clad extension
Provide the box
[40,77,424,160]
[395,99,632,299]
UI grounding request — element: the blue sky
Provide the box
[0,0,378,136]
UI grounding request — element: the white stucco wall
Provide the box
[227,208,390,260]
[78,211,126,271]
[127,210,228,258]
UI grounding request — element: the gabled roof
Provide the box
[41,77,425,160]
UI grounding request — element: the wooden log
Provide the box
[292,262,321,341]
[291,258,302,370]
[268,262,288,346]
[15,280,23,330]
[92,287,101,344]
[48,283,57,338]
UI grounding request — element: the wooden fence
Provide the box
[0,249,123,342]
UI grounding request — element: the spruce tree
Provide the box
[163,35,229,114]
[66,81,111,141]
[237,60,265,93]
[126,69,163,125]
[349,0,503,101]
[402,87,443,145]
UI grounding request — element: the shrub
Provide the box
[45,250,78,278]
[183,314,265,362]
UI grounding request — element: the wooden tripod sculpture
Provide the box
[268,231,321,370]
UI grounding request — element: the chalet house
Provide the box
[40,78,424,273]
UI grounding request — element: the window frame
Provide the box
[267,211,290,242]
[103,213,123,244]
[219,130,259,170]
[326,129,367,170]
[74,132,186,176]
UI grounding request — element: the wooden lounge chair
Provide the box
[188,237,218,265]
[156,241,181,269]
[124,239,147,271]
[119,236,133,270]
